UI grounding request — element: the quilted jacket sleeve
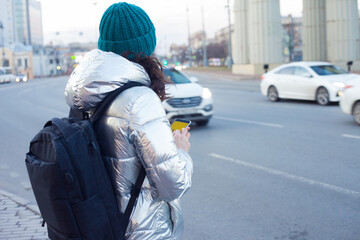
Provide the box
[129,89,193,202]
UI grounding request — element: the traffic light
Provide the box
[163,60,168,66]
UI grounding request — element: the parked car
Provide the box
[0,68,15,84]
[260,62,359,105]
[340,85,360,125]
[163,68,213,126]
[15,74,28,83]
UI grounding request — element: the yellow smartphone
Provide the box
[171,119,191,132]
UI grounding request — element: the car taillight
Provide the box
[345,85,353,89]
[261,75,265,80]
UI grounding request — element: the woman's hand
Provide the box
[173,127,191,152]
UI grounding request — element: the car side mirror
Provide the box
[189,77,199,83]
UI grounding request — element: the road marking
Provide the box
[0,164,9,169]
[36,105,67,116]
[9,172,20,178]
[0,76,67,92]
[18,88,32,96]
[210,153,360,198]
[342,134,360,140]
[21,181,32,191]
[22,100,67,116]
[214,116,284,128]
[0,81,44,92]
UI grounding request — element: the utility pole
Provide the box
[186,5,193,67]
[225,0,233,69]
[201,2,208,67]
[288,14,294,62]
[0,21,5,67]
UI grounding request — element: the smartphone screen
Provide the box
[171,119,191,132]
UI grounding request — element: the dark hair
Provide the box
[122,51,172,102]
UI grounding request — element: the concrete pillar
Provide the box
[303,0,327,61]
[247,0,282,64]
[233,0,248,64]
[326,0,360,62]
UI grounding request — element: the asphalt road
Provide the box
[0,72,359,240]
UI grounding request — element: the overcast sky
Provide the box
[38,0,358,54]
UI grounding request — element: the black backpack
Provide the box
[25,82,146,240]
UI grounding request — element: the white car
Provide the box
[260,62,359,105]
[163,68,213,126]
[15,73,28,82]
[340,85,360,125]
[0,68,15,84]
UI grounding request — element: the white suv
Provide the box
[163,68,213,126]
[340,85,360,125]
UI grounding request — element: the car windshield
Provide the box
[164,69,191,84]
[310,65,348,75]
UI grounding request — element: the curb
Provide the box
[0,189,41,216]
[184,69,261,81]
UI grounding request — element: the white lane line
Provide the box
[342,134,360,140]
[210,153,360,198]
[0,81,44,92]
[17,88,32,96]
[0,164,9,169]
[9,172,20,178]
[21,181,32,191]
[214,116,284,128]
[0,77,67,92]
[36,105,67,116]
[22,100,67,116]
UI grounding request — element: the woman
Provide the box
[64,2,193,240]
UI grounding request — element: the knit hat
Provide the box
[98,2,156,57]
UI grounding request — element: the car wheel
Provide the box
[268,86,279,102]
[353,102,360,125]
[316,87,330,105]
[196,120,209,126]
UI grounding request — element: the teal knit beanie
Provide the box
[98,2,156,57]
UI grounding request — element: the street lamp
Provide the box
[201,2,208,67]
[186,5,193,67]
[0,21,5,67]
[225,0,233,69]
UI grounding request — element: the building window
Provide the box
[25,59,28,69]
[49,59,53,64]
[17,59,22,67]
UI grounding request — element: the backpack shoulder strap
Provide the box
[90,82,146,123]
[91,81,147,220]
[124,167,146,220]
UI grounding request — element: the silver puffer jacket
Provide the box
[64,49,193,240]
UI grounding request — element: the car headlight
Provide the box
[16,77,20,82]
[333,82,345,88]
[202,88,212,99]
[23,76,27,82]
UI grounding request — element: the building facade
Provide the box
[0,0,16,46]
[0,42,33,78]
[232,0,360,74]
[28,0,43,46]
[0,0,43,46]
[0,0,43,77]
[232,0,283,75]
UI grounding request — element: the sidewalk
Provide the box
[184,67,261,81]
[0,190,48,240]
